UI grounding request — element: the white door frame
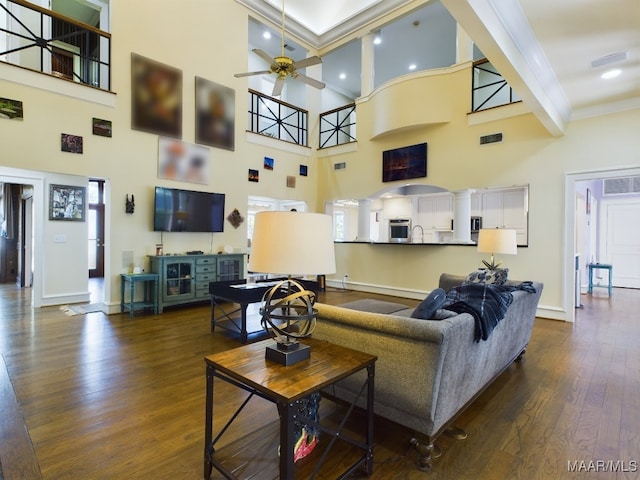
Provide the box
[564,165,640,322]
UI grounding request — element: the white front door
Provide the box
[602,199,640,288]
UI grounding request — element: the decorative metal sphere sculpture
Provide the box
[260,279,317,365]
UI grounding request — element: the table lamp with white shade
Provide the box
[477,228,517,270]
[248,211,336,365]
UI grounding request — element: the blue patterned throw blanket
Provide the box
[443,282,537,342]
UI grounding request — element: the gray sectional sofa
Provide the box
[311,273,543,471]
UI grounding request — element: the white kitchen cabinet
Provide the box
[417,194,453,232]
[481,187,528,244]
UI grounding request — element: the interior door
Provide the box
[88,180,105,278]
[603,199,640,288]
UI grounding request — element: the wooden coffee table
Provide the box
[204,338,377,479]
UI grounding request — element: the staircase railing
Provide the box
[0,0,111,90]
[247,89,308,146]
[319,103,356,149]
[472,59,519,112]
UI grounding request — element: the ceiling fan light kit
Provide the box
[234,0,325,96]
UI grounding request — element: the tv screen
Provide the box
[382,142,427,182]
[153,186,225,232]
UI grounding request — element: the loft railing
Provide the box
[0,0,111,90]
[247,89,308,146]
[319,103,356,149]
[472,59,520,112]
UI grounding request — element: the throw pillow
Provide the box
[411,288,447,319]
[464,268,509,286]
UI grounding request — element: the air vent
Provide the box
[591,51,627,69]
[480,133,503,145]
[334,162,346,170]
[603,176,640,195]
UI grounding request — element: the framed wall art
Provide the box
[61,133,83,154]
[131,53,182,138]
[382,142,427,182]
[0,97,23,120]
[49,184,86,221]
[92,117,112,137]
[158,137,209,184]
[195,77,234,150]
[248,169,259,182]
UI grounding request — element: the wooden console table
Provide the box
[120,273,159,318]
[204,338,376,479]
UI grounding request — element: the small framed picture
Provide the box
[299,164,308,176]
[264,156,274,170]
[248,169,259,182]
[49,184,86,221]
[61,133,83,154]
[92,117,112,137]
[286,176,296,188]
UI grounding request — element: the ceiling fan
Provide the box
[234,0,326,97]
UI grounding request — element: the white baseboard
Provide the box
[40,292,91,307]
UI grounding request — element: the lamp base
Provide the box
[265,341,310,366]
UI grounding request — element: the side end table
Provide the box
[120,273,159,318]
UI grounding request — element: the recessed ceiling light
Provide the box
[339,73,346,80]
[408,63,417,71]
[263,31,271,40]
[601,68,622,79]
[373,36,382,45]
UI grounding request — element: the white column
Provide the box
[453,190,473,244]
[361,32,375,96]
[356,199,371,242]
[456,24,474,64]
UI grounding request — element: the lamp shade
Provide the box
[248,211,336,275]
[477,228,517,255]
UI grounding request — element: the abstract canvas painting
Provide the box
[158,137,209,184]
[195,77,234,150]
[131,53,182,138]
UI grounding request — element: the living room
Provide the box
[0,0,638,319]
[0,0,639,477]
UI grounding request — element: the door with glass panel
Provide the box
[88,180,105,278]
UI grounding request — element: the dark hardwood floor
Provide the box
[0,283,638,479]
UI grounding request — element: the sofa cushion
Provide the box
[411,288,447,319]
[464,268,509,286]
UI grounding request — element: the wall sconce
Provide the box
[125,194,135,214]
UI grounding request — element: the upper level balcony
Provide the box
[1,0,111,91]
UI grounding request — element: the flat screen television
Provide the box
[153,186,225,232]
[382,142,428,182]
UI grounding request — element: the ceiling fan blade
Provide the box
[234,70,271,78]
[292,56,322,69]
[272,76,285,96]
[252,48,277,66]
[295,73,326,90]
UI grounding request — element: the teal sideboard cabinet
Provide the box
[149,253,244,312]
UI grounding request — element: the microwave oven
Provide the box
[389,218,411,243]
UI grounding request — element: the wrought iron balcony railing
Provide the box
[319,103,356,149]
[247,89,308,146]
[472,59,520,112]
[0,0,111,90]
